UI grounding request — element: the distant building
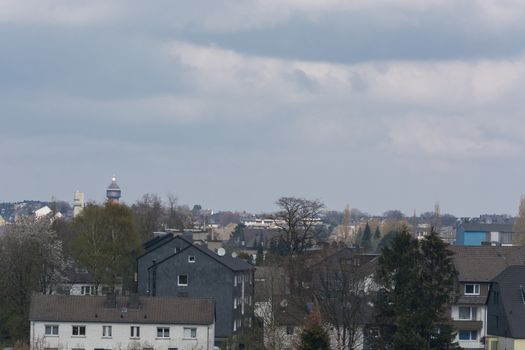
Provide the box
[72,191,85,218]
[0,215,5,226]
[455,223,514,246]
[106,176,122,203]
[29,294,215,350]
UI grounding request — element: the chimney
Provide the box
[104,293,117,309]
[127,293,141,310]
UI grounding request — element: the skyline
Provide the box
[2,1,525,216]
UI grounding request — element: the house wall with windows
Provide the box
[30,321,213,350]
[450,282,488,349]
[29,295,215,350]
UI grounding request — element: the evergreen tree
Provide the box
[300,312,331,350]
[374,227,459,350]
[255,244,264,265]
[361,222,372,251]
[373,226,381,240]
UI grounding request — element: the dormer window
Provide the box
[464,284,480,295]
[188,256,195,263]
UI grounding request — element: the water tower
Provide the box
[106,176,122,204]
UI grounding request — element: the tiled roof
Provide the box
[29,295,214,325]
[449,246,525,282]
[148,235,255,272]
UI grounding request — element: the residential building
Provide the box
[137,234,255,344]
[486,265,525,350]
[29,294,215,350]
[449,246,525,349]
[455,223,514,246]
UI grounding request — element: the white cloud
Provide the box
[0,0,118,25]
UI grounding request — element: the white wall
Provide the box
[30,321,214,350]
[450,304,486,349]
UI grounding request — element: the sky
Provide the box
[2,0,525,216]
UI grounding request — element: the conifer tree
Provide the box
[361,222,372,251]
[300,312,331,350]
[374,227,459,350]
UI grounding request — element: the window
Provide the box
[72,325,86,336]
[102,325,112,337]
[458,307,477,320]
[178,274,188,286]
[183,327,197,338]
[500,232,512,244]
[459,330,477,340]
[81,285,95,295]
[45,325,59,336]
[464,284,480,295]
[130,326,140,338]
[234,274,238,287]
[157,327,170,338]
[234,297,237,309]
[188,256,195,263]
[286,326,294,335]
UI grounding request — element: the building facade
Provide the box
[29,294,215,350]
[137,234,255,343]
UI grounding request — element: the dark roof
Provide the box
[143,233,173,252]
[449,246,525,282]
[149,236,255,272]
[462,223,513,232]
[492,265,525,338]
[29,295,214,325]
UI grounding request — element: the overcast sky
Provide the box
[2,0,525,216]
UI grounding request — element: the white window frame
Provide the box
[45,325,59,336]
[459,330,477,341]
[81,285,95,296]
[178,274,188,286]
[102,325,112,338]
[72,325,86,337]
[183,327,197,338]
[157,327,170,338]
[464,284,480,296]
[458,306,477,320]
[188,256,195,263]
[130,326,140,339]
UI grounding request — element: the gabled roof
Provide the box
[492,265,525,338]
[29,295,214,325]
[148,235,255,272]
[449,246,525,282]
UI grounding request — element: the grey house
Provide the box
[137,234,255,343]
[486,265,525,350]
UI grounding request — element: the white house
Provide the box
[29,294,215,350]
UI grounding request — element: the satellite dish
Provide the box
[280,299,288,308]
[231,252,238,258]
[217,248,226,256]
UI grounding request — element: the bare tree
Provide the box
[275,197,325,256]
[513,195,525,245]
[312,253,374,350]
[0,215,66,341]
[131,193,164,242]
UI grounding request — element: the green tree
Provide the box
[374,228,459,350]
[72,203,141,293]
[300,312,331,350]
